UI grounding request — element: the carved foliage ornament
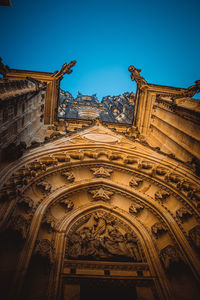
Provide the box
[18,196,34,214]
[34,239,55,264]
[36,181,52,193]
[155,190,170,202]
[129,203,144,215]
[89,188,114,202]
[10,215,29,239]
[42,215,56,232]
[61,171,75,183]
[160,245,181,269]
[189,225,200,249]
[66,211,143,262]
[151,222,167,238]
[90,167,113,178]
[129,177,143,188]
[60,198,74,212]
[176,207,192,221]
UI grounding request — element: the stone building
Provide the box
[0,59,200,300]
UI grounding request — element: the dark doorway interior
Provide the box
[80,281,137,300]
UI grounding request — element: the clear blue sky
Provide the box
[0,0,200,99]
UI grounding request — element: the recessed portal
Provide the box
[80,283,137,300]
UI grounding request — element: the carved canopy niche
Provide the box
[65,210,146,262]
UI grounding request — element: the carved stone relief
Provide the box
[129,203,144,215]
[18,196,34,214]
[90,166,113,178]
[10,215,29,239]
[176,207,192,221]
[189,225,200,249]
[36,181,52,193]
[34,239,55,264]
[61,171,75,183]
[151,222,167,238]
[160,245,181,269]
[138,161,153,170]
[155,190,170,202]
[129,177,143,188]
[66,211,143,262]
[42,215,56,232]
[89,188,114,202]
[60,198,74,212]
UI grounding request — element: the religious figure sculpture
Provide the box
[66,211,143,261]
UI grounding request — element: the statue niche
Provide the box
[65,211,144,262]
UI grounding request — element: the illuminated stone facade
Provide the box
[0,60,200,300]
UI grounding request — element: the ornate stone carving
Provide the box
[60,198,74,212]
[172,80,200,101]
[18,196,34,214]
[155,166,167,176]
[164,173,180,183]
[90,166,113,178]
[61,171,75,183]
[42,215,56,232]
[123,156,137,164]
[40,156,58,166]
[0,188,18,202]
[176,207,192,221]
[155,190,170,202]
[51,60,76,79]
[129,177,143,188]
[0,57,9,76]
[129,203,144,215]
[151,222,167,238]
[89,188,114,201]
[66,211,143,262]
[160,245,181,269]
[177,181,193,192]
[138,161,153,170]
[34,239,55,264]
[10,215,29,239]
[128,65,147,88]
[189,225,200,248]
[36,181,52,193]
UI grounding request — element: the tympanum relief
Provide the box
[66,211,144,262]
